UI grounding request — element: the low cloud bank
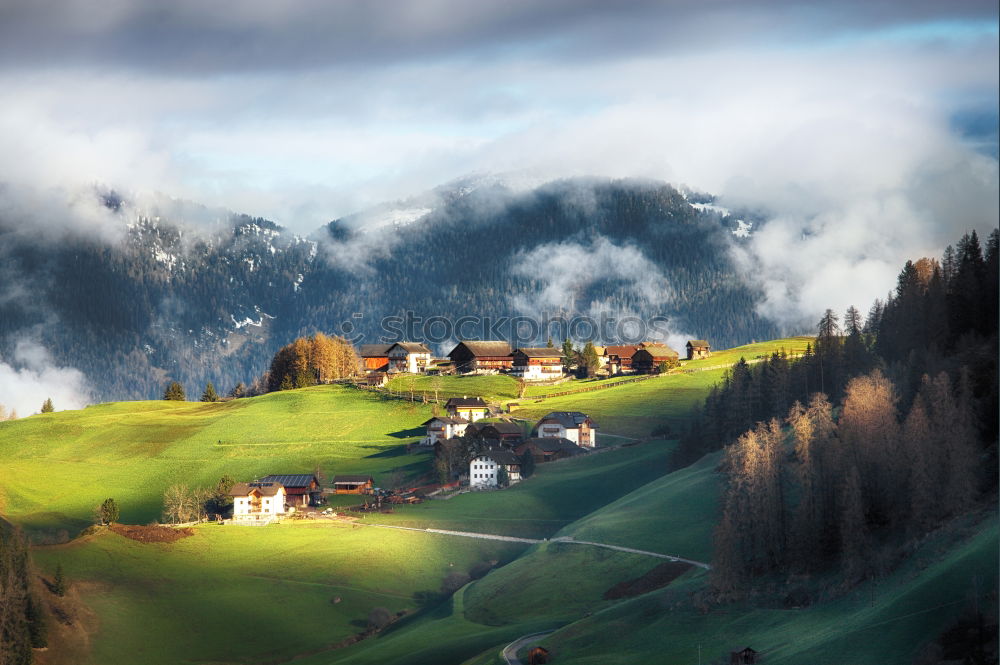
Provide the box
[0,340,92,417]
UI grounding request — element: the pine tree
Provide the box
[98,498,120,525]
[200,382,219,402]
[279,374,294,391]
[519,449,535,478]
[53,563,67,597]
[163,381,186,401]
[229,382,246,398]
[40,398,54,413]
[560,338,576,372]
[581,341,600,377]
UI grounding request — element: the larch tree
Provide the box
[901,395,936,534]
[839,464,870,583]
[838,371,901,526]
[40,398,54,413]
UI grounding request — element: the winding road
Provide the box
[362,523,710,569]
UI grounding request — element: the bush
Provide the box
[367,606,392,631]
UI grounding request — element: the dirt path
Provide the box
[362,523,711,568]
[502,631,554,665]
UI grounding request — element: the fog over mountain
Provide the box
[0,1,996,412]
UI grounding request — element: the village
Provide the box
[227,338,713,525]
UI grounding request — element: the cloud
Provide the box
[0,340,92,416]
[0,0,994,331]
[509,235,694,347]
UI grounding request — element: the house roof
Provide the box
[480,421,524,436]
[332,475,373,484]
[259,474,318,488]
[230,482,284,497]
[512,347,563,358]
[536,411,597,429]
[686,340,710,348]
[634,344,679,358]
[422,416,469,426]
[475,448,521,465]
[603,344,640,357]
[388,342,433,354]
[446,396,488,408]
[359,344,393,357]
[518,437,586,455]
[450,341,512,357]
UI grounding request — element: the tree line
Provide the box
[701,228,998,597]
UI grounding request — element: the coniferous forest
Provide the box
[679,228,999,598]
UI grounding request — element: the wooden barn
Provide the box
[510,347,564,381]
[515,437,587,463]
[258,474,321,508]
[631,344,679,374]
[359,344,392,373]
[528,646,550,664]
[331,475,374,494]
[477,421,525,447]
[686,339,712,360]
[448,341,513,374]
[730,647,758,664]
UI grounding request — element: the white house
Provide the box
[469,449,522,489]
[510,347,564,381]
[386,342,433,373]
[422,416,469,446]
[230,482,287,522]
[534,411,599,448]
[445,397,489,422]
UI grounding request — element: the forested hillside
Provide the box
[0,177,775,403]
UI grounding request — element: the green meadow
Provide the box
[0,385,433,534]
[31,522,526,665]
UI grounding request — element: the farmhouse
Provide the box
[469,448,522,489]
[259,474,321,508]
[448,341,513,374]
[359,344,392,373]
[515,436,587,463]
[445,396,489,422]
[686,339,712,360]
[386,342,433,373]
[510,347,564,381]
[332,475,374,494]
[603,344,642,374]
[534,411,598,448]
[230,482,286,520]
[422,415,469,446]
[631,344,680,374]
[477,421,525,447]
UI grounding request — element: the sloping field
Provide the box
[540,516,999,664]
[30,521,526,665]
[0,385,432,533]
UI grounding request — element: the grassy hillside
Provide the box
[370,441,673,539]
[0,385,433,534]
[536,515,999,664]
[558,451,723,561]
[31,521,526,665]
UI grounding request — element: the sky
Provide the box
[0,1,997,413]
